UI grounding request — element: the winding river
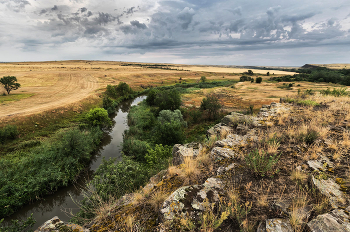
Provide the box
[3,96,147,230]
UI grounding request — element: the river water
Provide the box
[3,96,147,230]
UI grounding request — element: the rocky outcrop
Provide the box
[172,142,203,165]
[307,207,350,231]
[34,216,89,232]
[159,178,225,223]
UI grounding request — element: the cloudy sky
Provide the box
[0,0,349,66]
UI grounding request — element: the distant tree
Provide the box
[200,94,222,119]
[200,76,207,83]
[267,72,270,76]
[247,70,254,75]
[256,77,263,83]
[0,76,21,95]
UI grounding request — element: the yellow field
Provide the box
[0,60,340,119]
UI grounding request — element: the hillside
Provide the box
[36,91,350,231]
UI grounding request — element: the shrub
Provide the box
[153,110,186,146]
[122,138,150,161]
[200,76,207,83]
[200,94,222,120]
[240,75,252,82]
[128,103,156,131]
[146,89,158,106]
[256,77,263,83]
[0,125,19,144]
[299,129,319,145]
[145,144,172,167]
[85,108,111,128]
[105,82,133,99]
[320,88,348,97]
[0,214,36,232]
[245,149,280,177]
[149,89,181,111]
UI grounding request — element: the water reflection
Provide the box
[2,96,146,229]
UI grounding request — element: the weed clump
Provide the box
[244,149,280,177]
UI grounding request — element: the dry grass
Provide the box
[267,141,280,154]
[290,170,307,183]
[180,157,201,184]
[149,191,168,211]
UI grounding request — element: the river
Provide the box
[2,96,147,230]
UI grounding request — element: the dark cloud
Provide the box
[51,5,58,11]
[81,7,87,13]
[130,20,147,29]
[94,12,115,25]
[177,7,195,29]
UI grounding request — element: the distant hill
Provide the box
[302,63,350,69]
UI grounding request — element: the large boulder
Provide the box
[172,142,202,165]
[159,178,225,223]
[206,123,232,138]
[35,216,89,232]
[310,175,347,208]
[307,207,350,231]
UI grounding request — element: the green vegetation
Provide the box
[245,149,280,177]
[256,77,262,83]
[200,76,207,83]
[0,127,103,217]
[239,75,253,82]
[0,93,34,104]
[0,76,21,95]
[85,108,111,128]
[0,214,35,232]
[320,87,348,97]
[271,67,350,85]
[0,125,18,144]
[200,94,222,120]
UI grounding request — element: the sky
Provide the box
[0,0,349,66]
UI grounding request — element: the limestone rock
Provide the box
[214,134,246,147]
[307,208,350,231]
[307,155,333,171]
[206,123,232,138]
[211,147,236,159]
[311,176,347,208]
[217,163,235,175]
[265,218,293,232]
[159,178,225,223]
[35,216,89,232]
[172,142,202,165]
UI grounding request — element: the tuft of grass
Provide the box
[245,149,280,177]
[291,170,307,183]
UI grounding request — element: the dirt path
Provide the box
[0,72,99,118]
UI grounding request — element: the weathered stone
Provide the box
[217,163,235,175]
[307,155,333,171]
[35,216,89,232]
[206,123,232,138]
[211,147,236,159]
[236,123,249,132]
[159,178,225,223]
[271,199,292,216]
[307,208,350,232]
[265,218,293,232]
[311,176,347,208]
[172,142,202,165]
[214,134,246,147]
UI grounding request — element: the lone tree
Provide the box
[0,76,21,95]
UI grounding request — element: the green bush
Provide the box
[85,108,111,128]
[200,94,222,120]
[145,144,172,167]
[299,129,319,145]
[320,88,348,97]
[105,82,134,99]
[239,75,252,82]
[0,125,19,144]
[256,77,262,83]
[0,128,103,217]
[0,214,35,232]
[122,138,150,161]
[153,110,186,146]
[200,76,207,83]
[245,149,280,177]
[127,103,155,131]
